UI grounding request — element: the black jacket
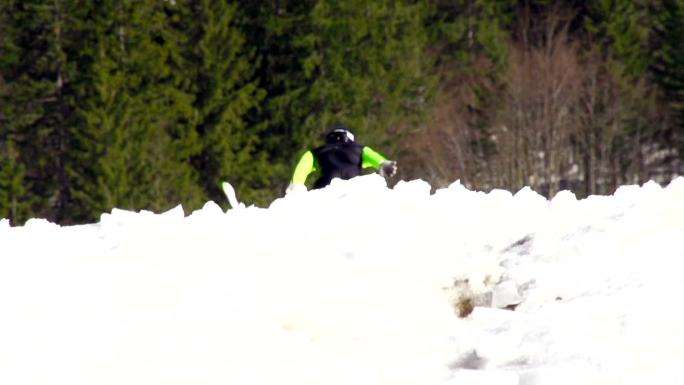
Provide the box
[311,142,364,189]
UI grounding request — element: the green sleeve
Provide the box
[291,150,316,185]
[361,146,387,169]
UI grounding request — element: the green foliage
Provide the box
[239,0,435,195]
[68,0,204,222]
[585,0,654,77]
[428,0,514,71]
[419,0,514,180]
[170,0,267,206]
[238,0,317,158]
[281,0,433,148]
[303,0,434,148]
[0,139,33,225]
[0,0,84,222]
[0,1,30,224]
[0,0,681,224]
[584,0,676,167]
[653,0,684,125]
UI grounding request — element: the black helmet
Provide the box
[325,126,355,144]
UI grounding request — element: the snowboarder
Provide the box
[287,126,398,192]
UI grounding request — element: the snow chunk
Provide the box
[666,175,684,191]
[23,218,59,230]
[393,178,432,197]
[491,280,522,309]
[188,200,224,220]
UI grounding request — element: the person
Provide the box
[287,126,397,192]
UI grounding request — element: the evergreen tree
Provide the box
[409,0,514,183]
[652,0,684,129]
[584,0,672,180]
[0,139,33,225]
[0,1,32,224]
[169,0,267,206]
[239,0,434,193]
[585,0,654,77]
[69,0,204,221]
[303,0,434,148]
[427,0,513,72]
[115,0,203,214]
[238,0,323,187]
[0,0,86,222]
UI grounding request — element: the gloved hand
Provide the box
[379,160,397,178]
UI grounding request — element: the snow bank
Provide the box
[1,175,683,385]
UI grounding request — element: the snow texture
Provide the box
[1,174,684,385]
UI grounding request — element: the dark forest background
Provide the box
[1,0,682,225]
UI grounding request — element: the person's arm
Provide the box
[361,146,387,169]
[290,150,317,186]
[362,146,397,177]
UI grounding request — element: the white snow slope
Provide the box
[1,174,684,385]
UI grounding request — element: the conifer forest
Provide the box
[1,0,683,225]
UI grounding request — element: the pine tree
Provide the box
[407,0,514,185]
[259,0,433,174]
[169,0,267,206]
[653,0,684,128]
[114,0,203,214]
[0,0,87,222]
[238,0,320,182]
[0,140,33,225]
[584,0,673,182]
[0,1,32,224]
[427,0,513,72]
[237,0,434,193]
[585,0,654,77]
[300,0,434,148]
[67,0,206,221]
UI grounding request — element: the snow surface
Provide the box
[1,174,684,385]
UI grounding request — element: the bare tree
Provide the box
[399,52,504,190]
[491,3,580,196]
[401,0,674,196]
